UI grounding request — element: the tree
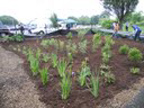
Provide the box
[126,11,144,24]
[102,0,139,25]
[78,16,91,25]
[99,11,111,19]
[68,16,78,22]
[0,15,19,25]
[50,13,59,28]
[91,15,100,25]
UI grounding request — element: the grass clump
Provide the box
[51,53,58,68]
[128,48,143,62]
[40,67,49,86]
[92,34,101,52]
[61,75,72,100]
[57,58,67,78]
[119,45,129,54]
[78,65,91,87]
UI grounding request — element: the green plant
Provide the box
[61,75,72,100]
[100,64,110,76]
[128,48,143,62]
[51,53,58,68]
[67,52,73,62]
[88,74,99,98]
[119,45,129,54]
[130,67,140,74]
[30,57,39,76]
[66,32,73,39]
[36,48,41,60]
[105,72,115,84]
[59,40,65,52]
[78,40,88,54]
[57,58,67,77]
[40,67,49,86]
[41,40,50,47]
[105,36,115,46]
[42,54,50,63]
[78,30,86,41]
[92,34,101,52]
[79,66,91,87]
[102,52,111,64]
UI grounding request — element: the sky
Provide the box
[0,0,144,23]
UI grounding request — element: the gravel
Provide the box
[0,46,47,108]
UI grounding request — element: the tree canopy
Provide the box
[50,13,59,28]
[102,0,139,24]
[0,15,19,25]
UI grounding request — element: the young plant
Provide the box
[67,52,73,63]
[104,72,115,84]
[59,40,65,52]
[61,75,72,100]
[40,67,49,86]
[36,48,41,60]
[89,74,99,98]
[51,53,58,68]
[57,58,67,77]
[66,32,73,39]
[128,48,143,62]
[41,40,50,48]
[92,34,101,52]
[78,66,91,87]
[78,30,87,41]
[78,40,88,54]
[119,45,129,54]
[42,54,50,63]
[130,67,140,74]
[30,57,39,76]
[105,36,115,46]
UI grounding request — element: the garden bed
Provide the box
[1,35,144,108]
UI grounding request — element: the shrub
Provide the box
[128,48,143,62]
[130,67,140,74]
[119,45,129,54]
[105,36,115,46]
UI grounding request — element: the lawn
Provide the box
[1,33,144,108]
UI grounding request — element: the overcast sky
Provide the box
[0,0,144,23]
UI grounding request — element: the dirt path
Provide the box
[0,46,46,108]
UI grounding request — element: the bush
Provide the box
[128,48,143,62]
[66,32,73,39]
[99,19,114,29]
[119,45,129,54]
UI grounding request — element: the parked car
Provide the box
[0,25,12,36]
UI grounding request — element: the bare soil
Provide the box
[1,35,144,108]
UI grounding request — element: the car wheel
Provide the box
[39,31,45,35]
[1,33,6,36]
